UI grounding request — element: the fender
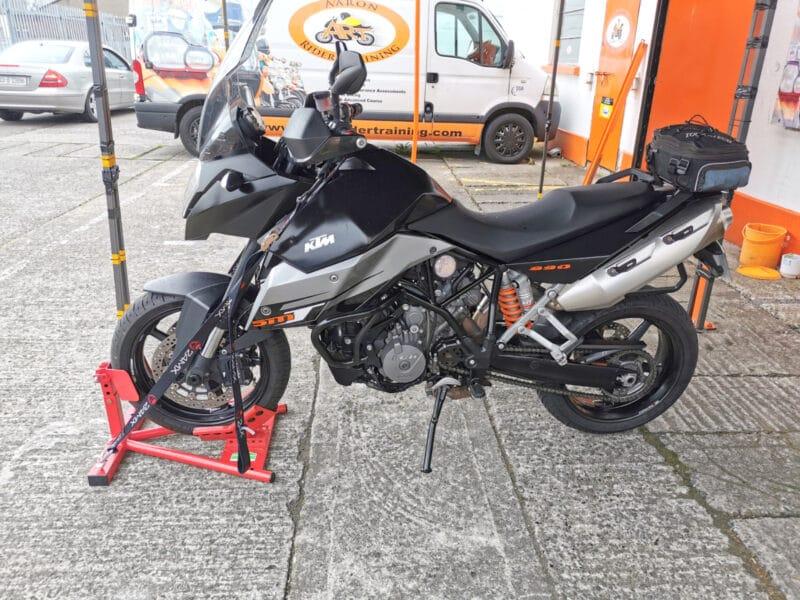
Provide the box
[144,272,230,350]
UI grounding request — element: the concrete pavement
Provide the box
[0,112,798,599]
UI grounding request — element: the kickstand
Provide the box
[421,377,459,473]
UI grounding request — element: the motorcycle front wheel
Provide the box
[110,292,291,435]
[538,294,698,433]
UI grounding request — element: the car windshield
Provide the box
[0,41,74,64]
[197,0,274,161]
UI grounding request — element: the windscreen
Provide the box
[197,0,274,160]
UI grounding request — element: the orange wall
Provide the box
[645,0,754,140]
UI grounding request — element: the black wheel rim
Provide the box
[564,315,681,424]
[128,302,271,426]
[189,117,200,145]
[493,122,526,157]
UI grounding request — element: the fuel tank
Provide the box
[272,145,451,272]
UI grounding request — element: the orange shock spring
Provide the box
[498,285,523,328]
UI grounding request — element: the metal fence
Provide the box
[0,0,131,60]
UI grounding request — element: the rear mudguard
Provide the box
[144,272,230,351]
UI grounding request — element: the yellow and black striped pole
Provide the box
[84,0,131,319]
[538,0,566,200]
[221,0,230,50]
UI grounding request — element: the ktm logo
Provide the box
[304,233,335,253]
[530,263,572,272]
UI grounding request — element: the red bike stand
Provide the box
[87,361,286,486]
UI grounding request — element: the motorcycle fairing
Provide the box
[247,234,455,328]
[185,172,309,240]
[271,146,451,273]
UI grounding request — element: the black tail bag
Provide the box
[647,118,751,193]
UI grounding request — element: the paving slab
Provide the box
[486,383,765,599]
[657,433,800,517]
[732,517,800,599]
[287,366,554,599]
[650,376,800,434]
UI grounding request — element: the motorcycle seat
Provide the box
[410,182,664,263]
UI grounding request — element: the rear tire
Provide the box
[483,113,534,164]
[81,92,98,123]
[179,105,203,156]
[111,291,292,435]
[539,294,698,433]
[0,110,23,121]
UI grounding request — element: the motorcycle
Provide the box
[110,0,733,474]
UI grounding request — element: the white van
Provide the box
[133,0,560,163]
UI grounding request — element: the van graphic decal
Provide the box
[289,0,410,63]
[315,13,375,46]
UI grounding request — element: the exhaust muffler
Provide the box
[557,197,731,312]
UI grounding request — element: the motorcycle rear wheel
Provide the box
[538,294,697,433]
[110,292,291,435]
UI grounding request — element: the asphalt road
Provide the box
[0,111,798,599]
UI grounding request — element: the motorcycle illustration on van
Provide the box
[314,13,376,46]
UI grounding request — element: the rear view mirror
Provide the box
[503,40,515,69]
[329,46,367,96]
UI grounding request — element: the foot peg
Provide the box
[421,377,459,473]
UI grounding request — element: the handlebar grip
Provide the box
[350,103,363,119]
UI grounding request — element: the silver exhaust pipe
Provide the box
[557,197,731,312]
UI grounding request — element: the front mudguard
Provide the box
[144,272,230,351]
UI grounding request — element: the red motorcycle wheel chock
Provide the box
[87,361,286,486]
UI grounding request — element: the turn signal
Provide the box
[39,69,68,88]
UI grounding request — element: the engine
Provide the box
[316,254,488,391]
[375,306,429,384]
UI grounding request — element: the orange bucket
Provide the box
[739,223,787,269]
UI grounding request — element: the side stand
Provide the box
[687,264,717,332]
[87,362,286,486]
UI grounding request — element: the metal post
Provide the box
[83,0,130,319]
[220,0,230,50]
[538,0,565,200]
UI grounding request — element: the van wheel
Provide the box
[179,105,203,156]
[483,113,533,164]
[0,110,24,121]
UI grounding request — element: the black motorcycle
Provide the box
[110,0,733,473]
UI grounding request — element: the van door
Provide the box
[425,1,510,143]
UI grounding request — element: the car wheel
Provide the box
[0,110,24,121]
[179,106,203,157]
[483,113,534,164]
[82,92,98,123]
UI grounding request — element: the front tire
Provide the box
[111,292,291,435]
[0,110,23,121]
[539,294,698,433]
[178,106,203,156]
[483,113,534,164]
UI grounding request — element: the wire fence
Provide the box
[0,0,131,60]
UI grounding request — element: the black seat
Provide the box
[410,182,663,263]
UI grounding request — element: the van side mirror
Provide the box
[329,46,367,96]
[503,40,515,69]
